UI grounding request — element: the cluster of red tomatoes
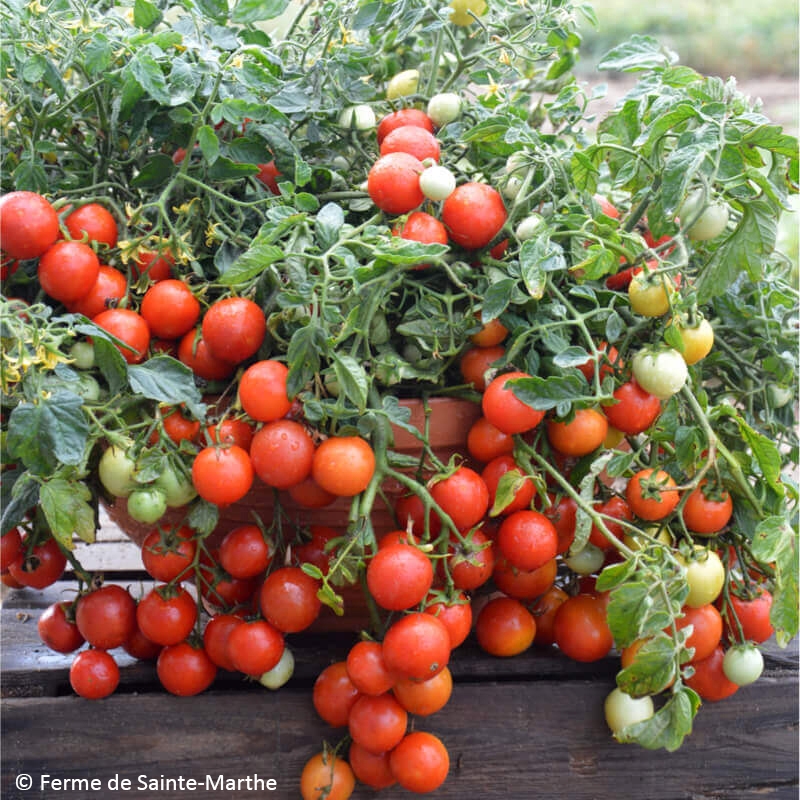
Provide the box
[365,106,508,256]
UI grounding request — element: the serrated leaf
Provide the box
[7,391,89,474]
[40,479,96,548]
[616,687,700,752]
[133,0,162,29]
[490,469,528,517]
[187,500,219,536]
[232,0,289,23]
[168,59,200,106]
[597,35,676,73]
[596,559,636,592]
[510,373,589,412]
[616,633,678,696]
[218,242,285,285]
[128,48,170,105]
[316,202,345,249]
[481,279,515,322]
[331,352,369,412]
[128,356,205,419]
[735,416,783,494]
[286,326,326,397]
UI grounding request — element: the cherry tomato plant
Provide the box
[1,0,798,791]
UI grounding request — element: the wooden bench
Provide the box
[2,578,797,800]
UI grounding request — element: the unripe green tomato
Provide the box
[126,487,168,525]
[632,348,688,400]
[505,151,527,176]
[677,546,725,608]
[386,69,419,100]
[604,688,654,735]
[69,341,95,370]
[402,342,423,364]
[766,383,793,409]
[98,446,138,498]
[259,646,295,689]
[75,374,102,403]
[565,542,605,575]
[419,165,456,201]
[722,645,764,686]
[678,190,730,241]
[369,312,390,345]
[322,369,340,397]
[502,175,523,201]
[427,92,461,127]
[155,463,198,508]
[338,104,376,131]
[515,213,544,241]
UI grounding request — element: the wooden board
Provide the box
[2,582,798,800]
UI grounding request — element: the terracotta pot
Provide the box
[104,396,481,632]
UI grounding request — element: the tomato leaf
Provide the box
[331,353,369,412]
[571,451,614,555]
[218,242,285,285]
[133,0,162,29]
[616,686,700,752]
[197,125,220,166]
[286,326,326,398]
[1,471,40,537]
[734,416,784,495]
[127,357,206,420]
[40,478,96,548]
[750,516,799,646]
[7,391,89,475]
[315,202,345,250]
[232,0,289,24]
[597,35,677,73]
[616,633,679,696]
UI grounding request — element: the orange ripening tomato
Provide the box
[546,408,608,457]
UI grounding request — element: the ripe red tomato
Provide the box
[136,585,197,646]
[68,265,127,319]
[541,493,578,554]
[256,161,281,194]
[202,297,266,365]
[553,593,613,662]
[497,509,558,572]
[348,693,408,755]
[154,406,200,445]
[448,527,495,590]
[92,308,150,364]
[197,550,260,613]
[377,108,434,144]
[226,618,284,677]
[0,527,23,572]
[684,645,739,702]
[394,493,442,538]
[460,345,505,392]
[202,613,243,671]
[626,468,681,521]
[382,612,451,682]
[441,182,507,250]
[380,125,441,163]
[430,466,489,531]
[69,649,119,699]
[476,596,536,657]
[191,444,254,506]
[140,279,200,339]
[178,329,235,381]
[366,542,434,611]
[588,495,632,550]
[470,314,508,347]
[348,742,395,790]
[681,480,733,535]
[38,240,100,305]
[601,379,661,435]
[481,454,535,515]
[259,566,321,633]
[389,732,449,794]
[75,584,137,650]
[346,640,395,697]
[492,555,557,600]
[725,589,774,644]
[576,342,620,382]
[157,642,217,696]
[8,536,67,589]
[0,191,60,259]
[312,436,375,497]
[133,248,175,282]
[218,524,273,579]
[423,592,473,649]
[395,211,448,269]
[203,418,255,451]
[676,603,723,663]
[238,359,291,422]
[64,203,118,248]
[482,371,544,435]
[313,661,361,727]
[38,601,85,653]
[367,152,425,215]
[392,666,452,716]
[546,408,609,457]
[122,623,163,661]
[300,751,356,800]
[250,419,315,490]
[532,585,569,646]
[466,416,514,465]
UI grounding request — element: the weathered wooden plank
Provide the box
[1,672,797,800]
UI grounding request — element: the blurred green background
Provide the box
[577,0,798,79]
